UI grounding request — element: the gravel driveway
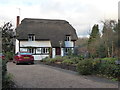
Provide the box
[7,62,118,88]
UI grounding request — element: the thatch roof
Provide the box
[16,18,78,47]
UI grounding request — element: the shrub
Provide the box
[2,58,14,89]
[43,58,57,64]
[2,73,14,89]
[71,57,83,64]
[101,57,117,61]
[62,59,74,65]
[41,57,50,62]
[49,58,57,63]
[54,56,64,62]
[92,59,101,74]
[5,52,14,60]
[98,62,120,78]
[2,59,7,76]
[62,56,71,59]
[76,59,93,75]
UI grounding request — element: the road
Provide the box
[7,62,118,88]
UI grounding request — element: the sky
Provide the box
[0,0,119,37]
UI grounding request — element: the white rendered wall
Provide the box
[33,55,49,60]
[61,48,64,56]
[52,48,56,58]
[15,39,19,53]
[20,41,51,47]
[65,41,74,47]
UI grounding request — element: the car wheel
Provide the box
[31,62,34,64]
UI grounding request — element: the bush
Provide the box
[98,62,120,78]
[5,52,14,60]
[76,59,93,75]
[2,59,7,76]
[101,57,117,61]
[43,58,57,64]
[2,58,14,89]
[54,56,64,62]
[71,57,83,64]
[92,59,101,74]
[62,59,74,65]
[62,56,71,59]
[2,73,14,89]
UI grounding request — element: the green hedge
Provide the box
[76,59,93,75]
[76,58,120,79]
[62,59,74,65]
[98,62,120,78]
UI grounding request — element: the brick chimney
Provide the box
[16,16,20,27]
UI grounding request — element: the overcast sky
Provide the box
[0,0,119,37]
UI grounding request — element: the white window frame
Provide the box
[36,48,41,54]
[66,35,71,41]
[27,48,35,54]
[28,34,35,41]
[64,48,73,55]
[41,48,49,54]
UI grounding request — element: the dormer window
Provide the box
[28,34,35,41]
[66,35,71,41]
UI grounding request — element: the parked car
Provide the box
[13,52,34,65]
[0,53,5,60]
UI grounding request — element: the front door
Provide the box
[56,48,61,55]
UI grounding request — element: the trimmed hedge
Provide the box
[76,59,93,75]
[76,58,120,80]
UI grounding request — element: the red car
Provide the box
[13,52,34,65]
[0,53,5,60]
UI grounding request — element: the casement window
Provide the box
[66,35,71,41]
[65,48,71,53]
[65,48,73,55]
[36,48,49,54]
[36,48,41,54]
[28,48,35,54]
[28,34,35,41]
[41,48,49,54]
[20,48,27,52]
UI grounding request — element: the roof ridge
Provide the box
[23,18,68,22]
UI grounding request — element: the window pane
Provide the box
[28,34,35,41]
[66,36,71,41]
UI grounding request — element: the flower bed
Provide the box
[40,56,82,71]
[40,56,119,81]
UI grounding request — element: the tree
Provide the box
[75,38,88,57]
[2,22,14,53]
[88,24,100,45]
[87,24,100,58]
[101,20,117,57]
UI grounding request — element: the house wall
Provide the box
[15,39,19,53]
[65,41,74,47]
[61,48,64,56]
[52,48,64,58]
[52,48,56,58]
[33,55,49,60]
[15,40,75,60]
[15,40,51,60]
[20,41,51,47]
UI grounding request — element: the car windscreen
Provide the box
[20,53,32,55]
